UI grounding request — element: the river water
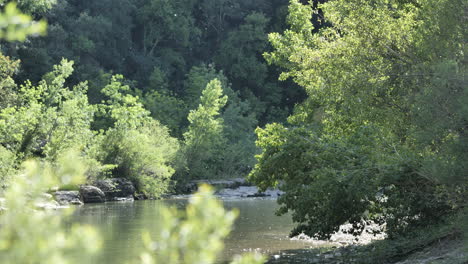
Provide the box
[71,198,323,263]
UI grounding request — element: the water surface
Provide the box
[71,198,321,263]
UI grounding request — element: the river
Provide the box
[70,198,325,263]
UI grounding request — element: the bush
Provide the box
[100,120,178,198]
[95,75,180,197]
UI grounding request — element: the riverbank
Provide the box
[46,178,283,207]
[0,178,284,211]
[267,224,467,264]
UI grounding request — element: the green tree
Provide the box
[216,12,270,96]
[250,0,466,239]
[136,0,199,57]
[182,65,258,178]
[142,90,187,137]
[0,53,20,108]
[221,87,258,177]
[0,1,49,188]
[0,59,103,185]
[183,65,229,110]
[182,78,227,179]
[141,67,188,137]
[215,11,302,123]
[40,61,95,162]
[97,75,179,197]
[0,59,91,159]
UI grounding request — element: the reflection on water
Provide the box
[70,198,321,263]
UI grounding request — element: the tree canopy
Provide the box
[249,0,467,238]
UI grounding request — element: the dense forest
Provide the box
[7,0,308,125]
[0,0,286,196]
[0,0,466,263]
[0,0,316,196]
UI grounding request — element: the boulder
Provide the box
[93,178,136,201]
[79,185,105,203]
[54,191,83,205]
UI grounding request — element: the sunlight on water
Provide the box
[71,198,325,263]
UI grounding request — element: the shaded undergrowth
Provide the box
[267,216,467,264]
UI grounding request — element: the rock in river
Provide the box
[79,185,105,203]
[94,178,135,201]
[54,191,83,205]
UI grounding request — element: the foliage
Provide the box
[97,75,179,197]
[182,79,227,179]
[141,67,188,136]
[0,58,111,187]
[221,88,258,177]
[180,72,259,179]
[0,59,178,196]
[185,79,227,146]
[215,11,303,123]
[1,0,56,15]
[250,0,467,239]
[0,145,15,189]
[0,3,46,41]
[99,121,178,198]
[215,12,270,113]
[0,0,310,183]
[0,2,49,188]
[252,124,381,237]
[0,151,101,264]
[136,0,199,57]
[183,65,229,110]
[0,53,19,108]
[8,0,303,128]
[142,90,187,137]
[0,59,93,159]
